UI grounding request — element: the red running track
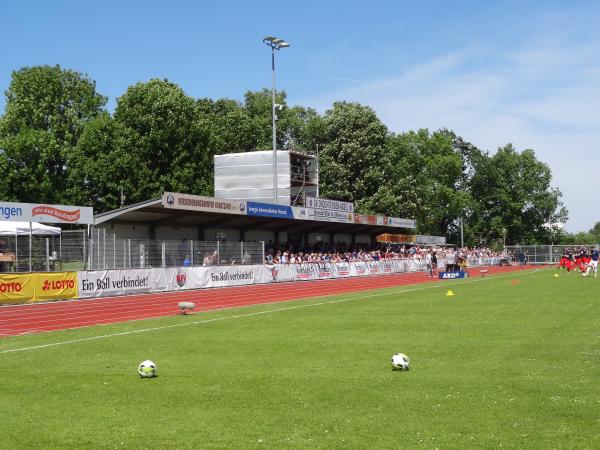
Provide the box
[0,265,534,337]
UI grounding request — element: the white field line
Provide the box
[0,268,545,355]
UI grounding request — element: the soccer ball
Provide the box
[391,353,410,371]
[138,360,157,378]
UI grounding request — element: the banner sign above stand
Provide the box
[0,201,94,224]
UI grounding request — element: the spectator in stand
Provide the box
[203,252,213,266]
[242,249,252,264]
[183,255,192,267]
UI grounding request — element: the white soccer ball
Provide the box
[391,353,410,371]
[138,360,157,378]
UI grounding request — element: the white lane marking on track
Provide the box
[0,269,544,354]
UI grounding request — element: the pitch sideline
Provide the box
[0,268,546,355]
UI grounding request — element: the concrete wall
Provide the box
[98,223,151,240]
[203,228,240,242]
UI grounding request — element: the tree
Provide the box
[469,144,567,245]
[318,102,388,207]
[195,98,257,156]
[114,79,211,198]
[386,129,474,238]
[0,65,106,202]
[66,113,152,211]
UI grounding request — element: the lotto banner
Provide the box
[33,272,78,301]
[0,273,35,304]
[0,272,77,303]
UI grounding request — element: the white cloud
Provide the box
[295,33,600,233]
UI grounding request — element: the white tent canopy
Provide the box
[0,221,61,236]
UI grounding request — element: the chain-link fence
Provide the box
[0,229,264,273]
[0,230,88,273]
[87,229,265,270]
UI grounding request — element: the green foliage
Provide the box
[386,129,473,238]
[558,223,600,245]
[1,271,599,448]
[469,144,568,245]
[0,65,571,243]
[114,79,212,197]
[318,102,388,204]
[66,113,152,211]
[0,65,106,202]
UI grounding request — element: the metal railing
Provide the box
[0,230,87,273]
[88,229,265,270]
[504,245,599,265]
[0,229,265,273]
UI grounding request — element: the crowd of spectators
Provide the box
[263,241,506,265]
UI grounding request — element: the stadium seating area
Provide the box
[264,243,506,265]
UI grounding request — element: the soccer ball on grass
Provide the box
[138,360,157,378]
[391,353,410,371]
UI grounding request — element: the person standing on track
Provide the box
[425,250,433,277]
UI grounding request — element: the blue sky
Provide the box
[2,0,599,232]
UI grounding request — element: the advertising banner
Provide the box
[376,215,389,226]
[0,201,94,224]
[0,272,78,303]
[291,206,307,220]
[33,272,78,301]
[376,234,417,244]
[162,192,247,215]
[388,217,417,229]
[0,274,35,304]
[306,197,354,213]
[78,269,159,298]
[306,207,354,223]
[417,235,446,245]
[438,271,468,279]
[247,202,294,219]
[73,258,439,300]
[77,265,273,298]
[354,214,377,225]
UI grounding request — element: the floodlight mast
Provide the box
[263,36,290,204]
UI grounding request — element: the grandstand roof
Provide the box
[94,194,416,237]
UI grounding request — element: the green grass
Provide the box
[1,269,599,449]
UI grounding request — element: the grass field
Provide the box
[1,269,599,449]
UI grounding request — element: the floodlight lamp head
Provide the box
[263,36,290,50]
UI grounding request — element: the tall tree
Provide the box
[0,65,106,202]
[114,79,211,197]
[196,98,257,156]
[386,129,474,237]
[318,101,388,207]
[241,89,326,153]
[66,113,152,211]
[469,144,567,245]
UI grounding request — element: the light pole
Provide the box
[263,35,290,204]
